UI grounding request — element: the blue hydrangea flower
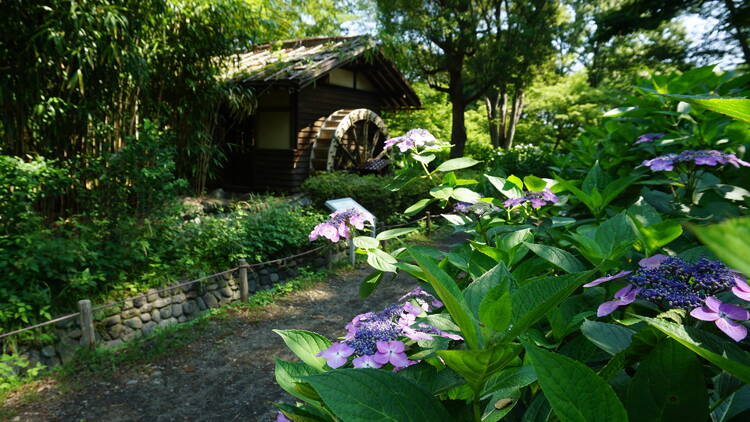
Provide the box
[503,188,559,209]
[634,133,665,145]
[638,150,750,171]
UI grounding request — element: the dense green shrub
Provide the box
[302,172,433,223]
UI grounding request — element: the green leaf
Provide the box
[691,217,750,277]
[507,175,524,190]
[436,157,480,172]
[396,363,465,395]
[485,175,523,199]
[430,185,454,200]
[367,249,398,273]
[636,219,683,254]
[481,365,537,397]
[582,161,607,193]
[507,271,594,340]
[626,339,709,422]
[640,316,750,385]
[657,94,750,123]
[524,242,586,274]
[464,262,514,318]
[479,285,512,332]
[524,342,628,422]
[353,236,379,250]
[410,247,480,349]
[359,270,383,298]
[412,153,436,165]
[452,187,482,203]
[275,359,322,404]
[437,345,521,392]
[580,320,635,355]
[305,369,453,421]
[442,213,473,226]
[273,330,331,371]
[404,198,434,216]
[376,227,417,240]
[523,175,547,192]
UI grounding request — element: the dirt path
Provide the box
[2,241,454,421]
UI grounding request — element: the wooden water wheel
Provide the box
[309,108,389,172]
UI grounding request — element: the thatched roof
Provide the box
[224,36,420,109]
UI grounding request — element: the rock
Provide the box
[41,345,56,358]
[186,290,198,299]
[197,297,207,310]
[140,312,151,322]
[207,283,218,290]
[160,307,172,319]
[142,321,157,336]
[178,315,187,323]
[57,343,77,364]
[260,275,271,286]
[109,324,127,339]
[183,300,197,315]
[147,289,159,302]
[102,339,123,349]
[151,309,162,323]
[220,287,233,298]
[270,273,279,283]
[171,303,183,317]
[121,308,140,319]
[158,318,177,329]
[126,379,138,385]
[133,296,147,308]
[67,328,82,339]
[124,317,143,330]
[103,315,121,326]
[217,278,227,288]
[122,329,140,342]
[122,299,134,311]
[203,293,218,308]
[172,293,186,304]
[159,288,171,298]
[153,297,171,308]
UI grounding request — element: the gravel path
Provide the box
[1,242,453,421]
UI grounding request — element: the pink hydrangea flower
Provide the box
[317,342,354,368]
[373,340,410,367]
[690,296,750,342]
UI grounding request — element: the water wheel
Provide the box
[310,108,389,172]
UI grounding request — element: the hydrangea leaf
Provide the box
[485,174,524,199]
[359,270,383,298]
[429,185,454,200]
[366,249,398,273]
[523,175,547,192]
[506,271,595,340]
[452,187,482,203]
[404,198,434,216]
[435,157,480,172]
[436,344,521,392]
[626,339,709,422]
[480,365,537,398]
[464,262,514,319]
[524,342,628,422]
[274,358,324,405]
[353,236,379,250]
[524,242,586,274]
[376,227,417,240]
[410,246,480,349]
[273,329,331,372]
[304,368,453,422]
[640,316,750,384]
[479,285,512,333]
[657,94,750,123]
[580,320,635,355]
[691,217,750,277]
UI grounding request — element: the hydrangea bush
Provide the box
[272,78,750,422]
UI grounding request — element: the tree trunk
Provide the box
[502,90,525,150]
[723,0,750,65]
[485,92,500,148]
[498,87,508,149]
[449,69,467,158]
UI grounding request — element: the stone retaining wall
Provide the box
[12,253,330,371]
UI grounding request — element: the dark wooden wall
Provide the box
[296,84,384,133]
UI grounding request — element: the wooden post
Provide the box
[239,258,249,302]
[78,299,95,348]
[426,211,432,235]
[349,238,355,266]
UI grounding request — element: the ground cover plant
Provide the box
[273,69,750,422]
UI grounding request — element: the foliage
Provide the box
[302,171,433,224]
[274,71,750,422]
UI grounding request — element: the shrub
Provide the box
[302,172,432,224]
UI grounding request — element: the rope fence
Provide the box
[0,211,435,345]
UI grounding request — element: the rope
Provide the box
[0,312,80,340]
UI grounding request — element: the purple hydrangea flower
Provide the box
[638,150,750,171]
[690,296,750,342]
[398,287,443,310]
[597,284,640,317]
[634,133,665,145]
[733,278,750,301]
[583,270,632,288]
[503,188,559,209]
[384,129,440,153]
[373,340,410,367]
[317,342,354,368]
[276,411,292,422]
[638,254,669,269]
[453,202,472,214]
[352,354,383,369]
[309,208,372,243]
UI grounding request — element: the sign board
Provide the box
[324,197,376,236]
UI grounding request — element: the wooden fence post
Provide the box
[239,258,249,302]
[349,238,355,266]
[78,299,95,348]
[426,211,432,235]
